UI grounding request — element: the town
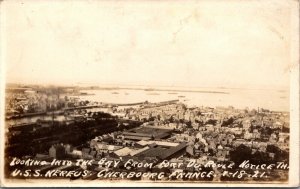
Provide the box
[5,84,290,182]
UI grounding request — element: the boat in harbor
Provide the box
[147,92,160,95]
[144,88,155,91]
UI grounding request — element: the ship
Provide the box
[147,93,160,95]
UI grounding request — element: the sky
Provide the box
[2,0,294,89]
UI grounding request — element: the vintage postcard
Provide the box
[0,0,299,187]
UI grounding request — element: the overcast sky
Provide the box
[3,0,293,89]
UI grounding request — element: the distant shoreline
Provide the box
[80,87,230,94]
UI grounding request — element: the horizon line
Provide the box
[5,81,289,91]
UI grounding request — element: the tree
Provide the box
[206,119,218,126]
[251,151,269,164]
[221,117,234,126]
[230,144,252,164]
[266,144,280,154]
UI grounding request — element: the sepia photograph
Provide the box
[0,0,299,187]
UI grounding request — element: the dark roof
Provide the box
[123,132,153,137]
[123,135,151,141]
[136,142,187,160]
[154,132,171,139]
[159,142,187,160]
[136,147,166,158]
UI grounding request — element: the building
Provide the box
[49,144,66,159]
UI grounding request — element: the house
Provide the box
[49,144,66,159]
[278,133,289,143]
[186,145,194,156]
[244,131,253,140]
[113,147,132,157]
[71,149,83,158]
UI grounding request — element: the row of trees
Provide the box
[230,144,289,165]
